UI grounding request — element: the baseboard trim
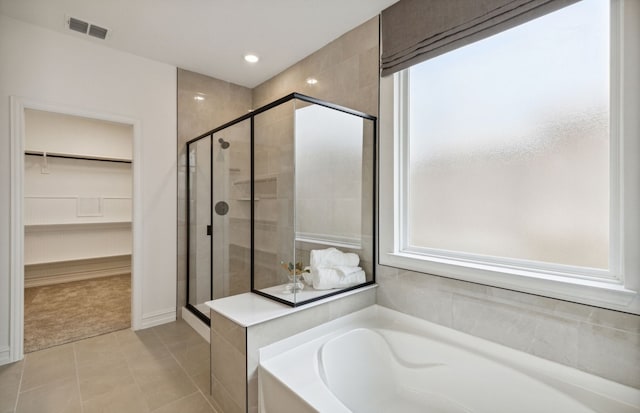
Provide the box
[141,308,176,329]
[181,307,210,343]
[25,255,131,288]
[0,346,11,366]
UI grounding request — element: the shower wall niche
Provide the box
[185,93,375,315]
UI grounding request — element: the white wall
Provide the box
[0,14,177,358]
[25,108,133,160]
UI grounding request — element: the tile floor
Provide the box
[0,319,217,413]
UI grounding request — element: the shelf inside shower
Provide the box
[233,174,278,185]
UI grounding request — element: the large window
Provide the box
[379,0,640,313]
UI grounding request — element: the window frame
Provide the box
[378,0,640,314]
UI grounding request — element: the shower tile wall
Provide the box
[252,17,379,116]
[177,69,252,315]
[252,17,380,287]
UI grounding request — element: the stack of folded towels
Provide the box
[309,247,366,290]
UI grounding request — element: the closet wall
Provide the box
[24,109,132,287]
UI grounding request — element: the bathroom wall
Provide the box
[252,17,379,117]
[177,69,252,315]
[251,15,640,389]
[0,14,177,360]
[252,17,379,290]
[378,267,640,388]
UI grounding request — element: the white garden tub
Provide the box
[258,305,639,413]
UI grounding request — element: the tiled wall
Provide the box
[252,17,379,289]
[377,266,640,388]
[177,69,252,315]
[252,17,379,117]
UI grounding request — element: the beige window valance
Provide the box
[381,0,580,76]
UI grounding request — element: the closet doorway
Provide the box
[22,109,133,353]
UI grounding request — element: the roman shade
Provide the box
[380,0,580,76]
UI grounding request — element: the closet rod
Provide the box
[25,151,132,164]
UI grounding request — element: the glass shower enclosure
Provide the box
[186,93,376,322]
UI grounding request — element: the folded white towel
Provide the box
[334,266,362,277]
[312,268,366,290]
[310,248,359,269]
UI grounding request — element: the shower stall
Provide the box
[186,93,376,322]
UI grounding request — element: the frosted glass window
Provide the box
[406,0,609,269]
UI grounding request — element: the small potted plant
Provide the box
[280,261,310,292]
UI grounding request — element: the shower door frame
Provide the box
[185,135,213,325]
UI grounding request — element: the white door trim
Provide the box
[9,96,143,363]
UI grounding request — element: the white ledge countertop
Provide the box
[204,284,377,327]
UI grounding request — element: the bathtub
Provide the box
[258,305,640,413]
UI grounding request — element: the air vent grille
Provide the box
[68,17,88,34]
[66,15,109,40]
[88,24,108,39]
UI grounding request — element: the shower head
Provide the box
[218,138,230,149]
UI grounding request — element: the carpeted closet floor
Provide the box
[24,274,131,353]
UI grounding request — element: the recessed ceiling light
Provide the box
[306,77,318,85]
[194,95,205,101]
[244,54,259,63]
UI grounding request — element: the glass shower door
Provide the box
[187,136,212,320]
[186,119,251,322]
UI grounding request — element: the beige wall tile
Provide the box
[210,312,246,356]
[378,266,640,388]
[211,375,243,413]
[252,17,379,117]
[210,329,246,409]
[577,323,640,388]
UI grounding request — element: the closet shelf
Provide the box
[25,221,132,230]
[25,150,132,164]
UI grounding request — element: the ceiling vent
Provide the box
[66,15,110,40]
[88,24,108,40]
[68,17,88,34]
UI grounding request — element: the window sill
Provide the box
[381,251,638,312]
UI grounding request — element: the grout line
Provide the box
[71,342,84,413]
[161,327,218,412]
[12,355,27,412]
[148,390,200,413]
[123,327,162,412]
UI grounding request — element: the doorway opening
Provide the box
[22,109,133,352]
[9,97,142,362]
